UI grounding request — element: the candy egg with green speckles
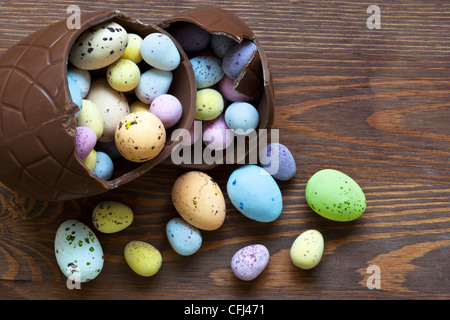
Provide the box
[92,201,133,233]
[54,219,104,283]
[305,169,366,222]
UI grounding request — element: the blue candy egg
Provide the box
[166,217,202,256]
[227,165,283,223]
[93,151,114,180]
[190,56,224,89]
[259,143,296,181]
[135,68,173,104]
[67,66,91,98]
[68,76,82,110]
[140,32,180,71]
[225,102,259,135]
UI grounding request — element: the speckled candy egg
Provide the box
[166,217,202,256]
[93,151,114,180]
[54,219,104,283]
[225,102,259,135]
[120,33,143,63]
[69,21,128,70]
[107,58,141,92]
[231,244,269,281]
[75,126,97,160]
[68,76,82,110]
[68,66,91,98]
[218,75,252,102]
[223,40,257,79]
[135,68,173,104]
[115,111,166,162]
[211,34,237,58]
[195,88,224,121]
[190,56,224,89]
[124,241,162,277]
[141,32,180,71]
[172,171,226,231]
[203,114,234,151]
[76,99,104,139]
[92,201,133,233]
[149,94,183,128]
[259,143,296,181]
[227,165,283,223]
[305,169,366,222]
[290,229,324,270]
[86,78,130,142]
[170,22,211,52]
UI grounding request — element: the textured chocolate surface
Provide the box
[0,10,196,201]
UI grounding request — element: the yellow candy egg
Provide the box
[195,88,224,120]
[290,229,324,270]
[92,201,133,233]
[82,149,97,171]
[107,58,141,92]
[172,171,226,231]
[120,33,143,63]
[115,111,166,162]
[124,241,162,277]
[130,100,150,113]
[76,99,104,139]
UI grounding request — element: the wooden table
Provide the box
[0,0,448,301]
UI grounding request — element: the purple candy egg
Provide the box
[222,40,257,80]
[203,114,234,151]
[75,126,97,160]
[170,22,211,52]
[149,94,183,128]
[218,75,253,102]
[259,143,296,181]
[231,244,270,281]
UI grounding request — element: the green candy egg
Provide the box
[305,169,366,221]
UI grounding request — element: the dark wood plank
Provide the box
[0,0,449,300]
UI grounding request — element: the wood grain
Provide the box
[0,0,449,300]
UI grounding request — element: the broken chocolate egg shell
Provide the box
[0,10,196,201]
[160,7,275,169]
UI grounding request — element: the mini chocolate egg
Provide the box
[68,76,82,110]
[218,75,252,102]
[195,88,224,121]
[259,143,296,181]
[211,34,238,58]
[120,33,143,63]
[82,149,97,171]
[115,111,166,162]
[141,32,180,71]
[172,171,226,231]
[149,94,182,128]
[130,100,150,113]
[75,126,97,160]
[68,66,91,98]
[223,40,257,79]
[107,58,140,92]
[54,219,104,283]
[190,56,224,89]
[170,22,211,52]
[92,201,133,233]
[166,217,202,256]
[305,169,366,222]
[124,241,162,277]
[290,229,324,270]
[231,244,269,281]
[135,68,173,104]
[69,21,128,70]
[203,114,234,151]
[93,151,114,180]
[86,79,130,142]
[76,99,104,139]
[225,101,259,135]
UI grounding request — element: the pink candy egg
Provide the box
[149,94,183,128]
[76,126,97,160]
[218,75,253,102]
[203,114,234,151]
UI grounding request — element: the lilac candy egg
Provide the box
[150,94,183,128]
[259,143,296,181]
[231,244,270,281]
[190,56,224,89]
[218,75,252,102]
[93,151,114,180]
[211,34,238,58]
[76,126,97,160]
[170,22,211,52]
[223,40,257,80]
[203,114,234,151]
